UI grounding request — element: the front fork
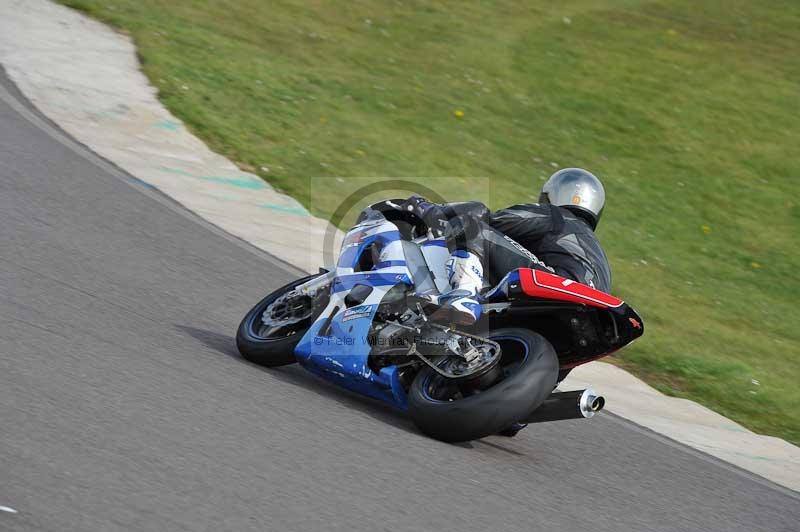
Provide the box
[293,270,336,297]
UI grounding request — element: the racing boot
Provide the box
[430,250,483,325]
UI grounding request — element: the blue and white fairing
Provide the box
[294,209,449,409]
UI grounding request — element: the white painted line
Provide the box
[0,506,18,514]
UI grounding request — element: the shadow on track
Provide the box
[174,324,422,438]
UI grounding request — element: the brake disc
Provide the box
[261,291,314,328]
[411,326,501,379]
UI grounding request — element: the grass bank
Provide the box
[60,0,800,444]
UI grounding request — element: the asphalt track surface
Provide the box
[1,69,798,532]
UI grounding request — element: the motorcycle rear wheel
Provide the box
[236,274,327,367]
[408,328,558,442]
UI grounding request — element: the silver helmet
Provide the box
[540,168,605,229]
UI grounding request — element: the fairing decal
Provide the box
[332,272,413,293]
[519,268,623,308]
[295,298,409,409]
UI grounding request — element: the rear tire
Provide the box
[236,274,326,367]
[408,328,558,442]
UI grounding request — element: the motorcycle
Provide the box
[236,201,644,442]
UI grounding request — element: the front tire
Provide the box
[236,274,327,367]
[408,328,558,442]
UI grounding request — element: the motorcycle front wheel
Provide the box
[408,328,558,442]
[236,274,328,367]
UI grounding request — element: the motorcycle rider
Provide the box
[402,168,611,326]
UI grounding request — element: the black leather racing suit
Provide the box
[487,203,611,292]
[403,197,612,293]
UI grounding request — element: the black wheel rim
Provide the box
[422,335,530,402]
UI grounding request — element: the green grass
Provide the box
[60,0,800,444]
